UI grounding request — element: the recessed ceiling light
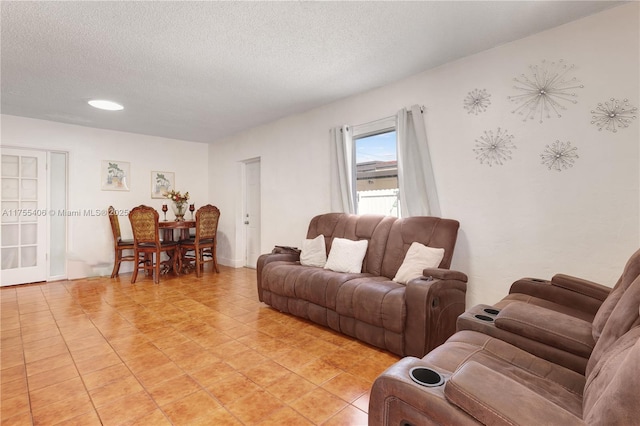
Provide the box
[88,99,124,111]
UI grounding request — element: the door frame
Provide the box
[47,150,68,281]
[240,157,261,268]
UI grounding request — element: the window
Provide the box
[352,117,399,217]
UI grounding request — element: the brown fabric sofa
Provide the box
[256,213,467,357]
[369,249,640,425]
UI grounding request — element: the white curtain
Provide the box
[329,125,355,213]
[397,105,441,217]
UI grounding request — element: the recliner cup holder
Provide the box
[474,314,494,322]
[483,308,500,315]
[409,367,444,387]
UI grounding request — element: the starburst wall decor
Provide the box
[463,89,491,115]
[509,60,584,123]
[540,140,579,172]
[473,128,516,167]
[590,98,637,132]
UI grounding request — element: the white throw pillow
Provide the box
[393,242,445,284]
[324,238,369,273]
[300,234,327,267]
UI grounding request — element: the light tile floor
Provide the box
[0,266,400,425]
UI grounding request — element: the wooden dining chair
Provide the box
[179,205,220,276]
[108,206,136,278]
[129,205,178,284]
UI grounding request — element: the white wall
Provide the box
[210,4,639,306]
[1,115,209,278]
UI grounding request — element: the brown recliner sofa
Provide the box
[256,213,468,357]
[456,248,640,374]
[369,249,640,425]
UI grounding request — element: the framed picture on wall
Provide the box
[151,171,174,198]
[101,160,130,191]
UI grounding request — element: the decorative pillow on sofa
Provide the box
[324,237,369,273]
[393,242,445,284]
[300,234,327,267]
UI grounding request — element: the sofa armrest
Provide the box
[508,275,610,317]
[550,274,610,301]
[256,250,301,302]
[422,268,468,283]
[404,270,468,357]
[445,361,584,426]
[494,302,595,358]
[368,357,480,426]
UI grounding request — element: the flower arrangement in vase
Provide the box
[164,189,190,221]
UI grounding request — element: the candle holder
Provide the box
[189,204,195,220]
[161,204,168,221]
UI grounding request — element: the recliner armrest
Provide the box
[445,361,583,426]
[404,270,468,357]
[368,357,478,426]
[422,268,468,283]
[256,250,301,302]
[494,302,595,358]
[457,304,589,374]
[256,251,300,269]
[508,275,609,317]
[550,274,610,301]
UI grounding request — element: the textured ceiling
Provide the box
[1,1,622,144]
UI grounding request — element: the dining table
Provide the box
[159,219,195,242]
[157,219,196,274]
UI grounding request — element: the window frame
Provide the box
[351,116,398,216]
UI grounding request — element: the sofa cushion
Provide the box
[261,260,369,310]
[393,242,444,284]
[300,234,327,267]
[324,237,369,273]
[335,277,407,333]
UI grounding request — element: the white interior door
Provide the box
[1,148,47,286]
[244,159,261,268]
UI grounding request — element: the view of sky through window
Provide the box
[354,130,399,217]
[355,131,397,164]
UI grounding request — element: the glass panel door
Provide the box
[1,148,47,286]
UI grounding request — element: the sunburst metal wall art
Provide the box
[508,60,584,123]
[590,98,637,132]
[463,88,491,115]
[473,128,516,167]
[540,140,579,172]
